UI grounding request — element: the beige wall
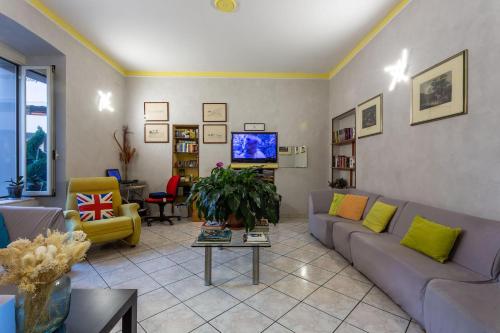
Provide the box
[329,0,500,220]
[0,1,126,207]
[125,77,329,217]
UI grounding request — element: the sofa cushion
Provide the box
[363,201,398,233]
[347,189,381,219]
[337,194,369,221]
[393,201,500,278]
[350,232,488,325]
[309,213,354,249]
[0,213,10,248]
[77,192,115,222]
[424,280,500,333]
[332,221,371,262]
[81,216,133,236]
[377,196,408,233]
[328,193,345,216]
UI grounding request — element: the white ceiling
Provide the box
[41,0,400,74]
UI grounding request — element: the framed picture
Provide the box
[203,124,227,144]
[244,123,265,131]
[411,50,468,125]
[144,123,169,143]
[203,103,227,122]
[144,102,169,122]
[356,94,383,139]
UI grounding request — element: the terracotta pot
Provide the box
[226,213,244,229]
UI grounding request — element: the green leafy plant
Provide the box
[187,164,280,232]
[329,177,348,189]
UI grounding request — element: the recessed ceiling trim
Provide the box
[26,0,410,80]
[328,0,410,79]
[27,0,126,75]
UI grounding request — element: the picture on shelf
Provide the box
[356,94,383,138]
[203,103,227,122]
[411,50,467,125]
[144,123,169,143]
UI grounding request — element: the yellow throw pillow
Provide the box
[336,194,369,221]
[328,193,345,216]
[400,215,461,263]
[362,201,397,233]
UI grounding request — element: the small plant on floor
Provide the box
[5,176,24,199]
[328,177,348,189]
[187,162,280,232]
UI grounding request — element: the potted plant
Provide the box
[187,163,280,232]
[328,177,348,189]
[5,176,24,199]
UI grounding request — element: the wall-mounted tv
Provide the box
[231,132,278,163]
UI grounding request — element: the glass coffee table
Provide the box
[192,230,270,285]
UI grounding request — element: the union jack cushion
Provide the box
[76,192,114,222]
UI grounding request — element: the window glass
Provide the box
[0,58,17,196]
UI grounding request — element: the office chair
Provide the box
[145,175,181,226]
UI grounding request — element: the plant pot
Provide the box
[226,213,244,229]
[7,185,23,199]
[16,275,71,333]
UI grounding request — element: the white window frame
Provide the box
[19,65,55,196]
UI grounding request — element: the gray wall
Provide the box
[126,77,329,217]
[329,0,500,220]
[0,1,126,207]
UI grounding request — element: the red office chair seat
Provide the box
[145,176,181,226]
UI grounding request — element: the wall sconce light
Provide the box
[98,90,114,112]
[384,48,409,91]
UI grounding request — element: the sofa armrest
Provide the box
[64,210,83,232]
[309,189,338,214]
[0,206,65,240]
[119,203,141,245]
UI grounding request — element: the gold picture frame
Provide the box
[356,94,383,139]
[411,50,468,125]
[144,123,169,143]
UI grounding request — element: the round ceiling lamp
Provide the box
[213,0,238,13]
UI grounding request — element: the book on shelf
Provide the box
[201,220,226,231]
[244,232,268,243]
[333,155,355,169]
[176,141,198,153]
[196,229,232,243]
[174,159,198,168]
[175,128,198,139]
[333,127,355,143]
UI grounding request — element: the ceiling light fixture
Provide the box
[213,0,238,13]
[384,48,409,91]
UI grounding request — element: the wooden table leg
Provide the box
[204,247,212,286]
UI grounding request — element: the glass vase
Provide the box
[15,275,71,333]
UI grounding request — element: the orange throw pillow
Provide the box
[337,194,369,221]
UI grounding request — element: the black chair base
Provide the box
[145,202,181,226]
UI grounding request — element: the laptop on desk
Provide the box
[105,169,138,184]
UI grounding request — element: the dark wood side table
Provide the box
[0,287,137,333]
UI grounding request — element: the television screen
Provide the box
[231,132,278,163]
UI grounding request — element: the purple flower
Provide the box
[216,162,224,168]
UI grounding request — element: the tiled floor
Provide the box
[71,218,425,333]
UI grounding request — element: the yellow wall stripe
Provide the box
[126,71,329,79]
[26,0,409,80]
[27,0,126,75]
[328,0,411,79]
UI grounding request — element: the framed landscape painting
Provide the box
[356,94,383,139]
[144,123,169,143]
[411,50,468,125]
[203,103,227,122]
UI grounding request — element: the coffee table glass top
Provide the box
[191,229,271,247]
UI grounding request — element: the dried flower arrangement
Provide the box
[0,230,91,332]
[113,125,136,181]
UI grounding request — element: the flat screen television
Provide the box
[231,132,278,163]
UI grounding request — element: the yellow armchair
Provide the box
[64,177,141,246]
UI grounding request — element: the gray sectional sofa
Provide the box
[308,188,500,333]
